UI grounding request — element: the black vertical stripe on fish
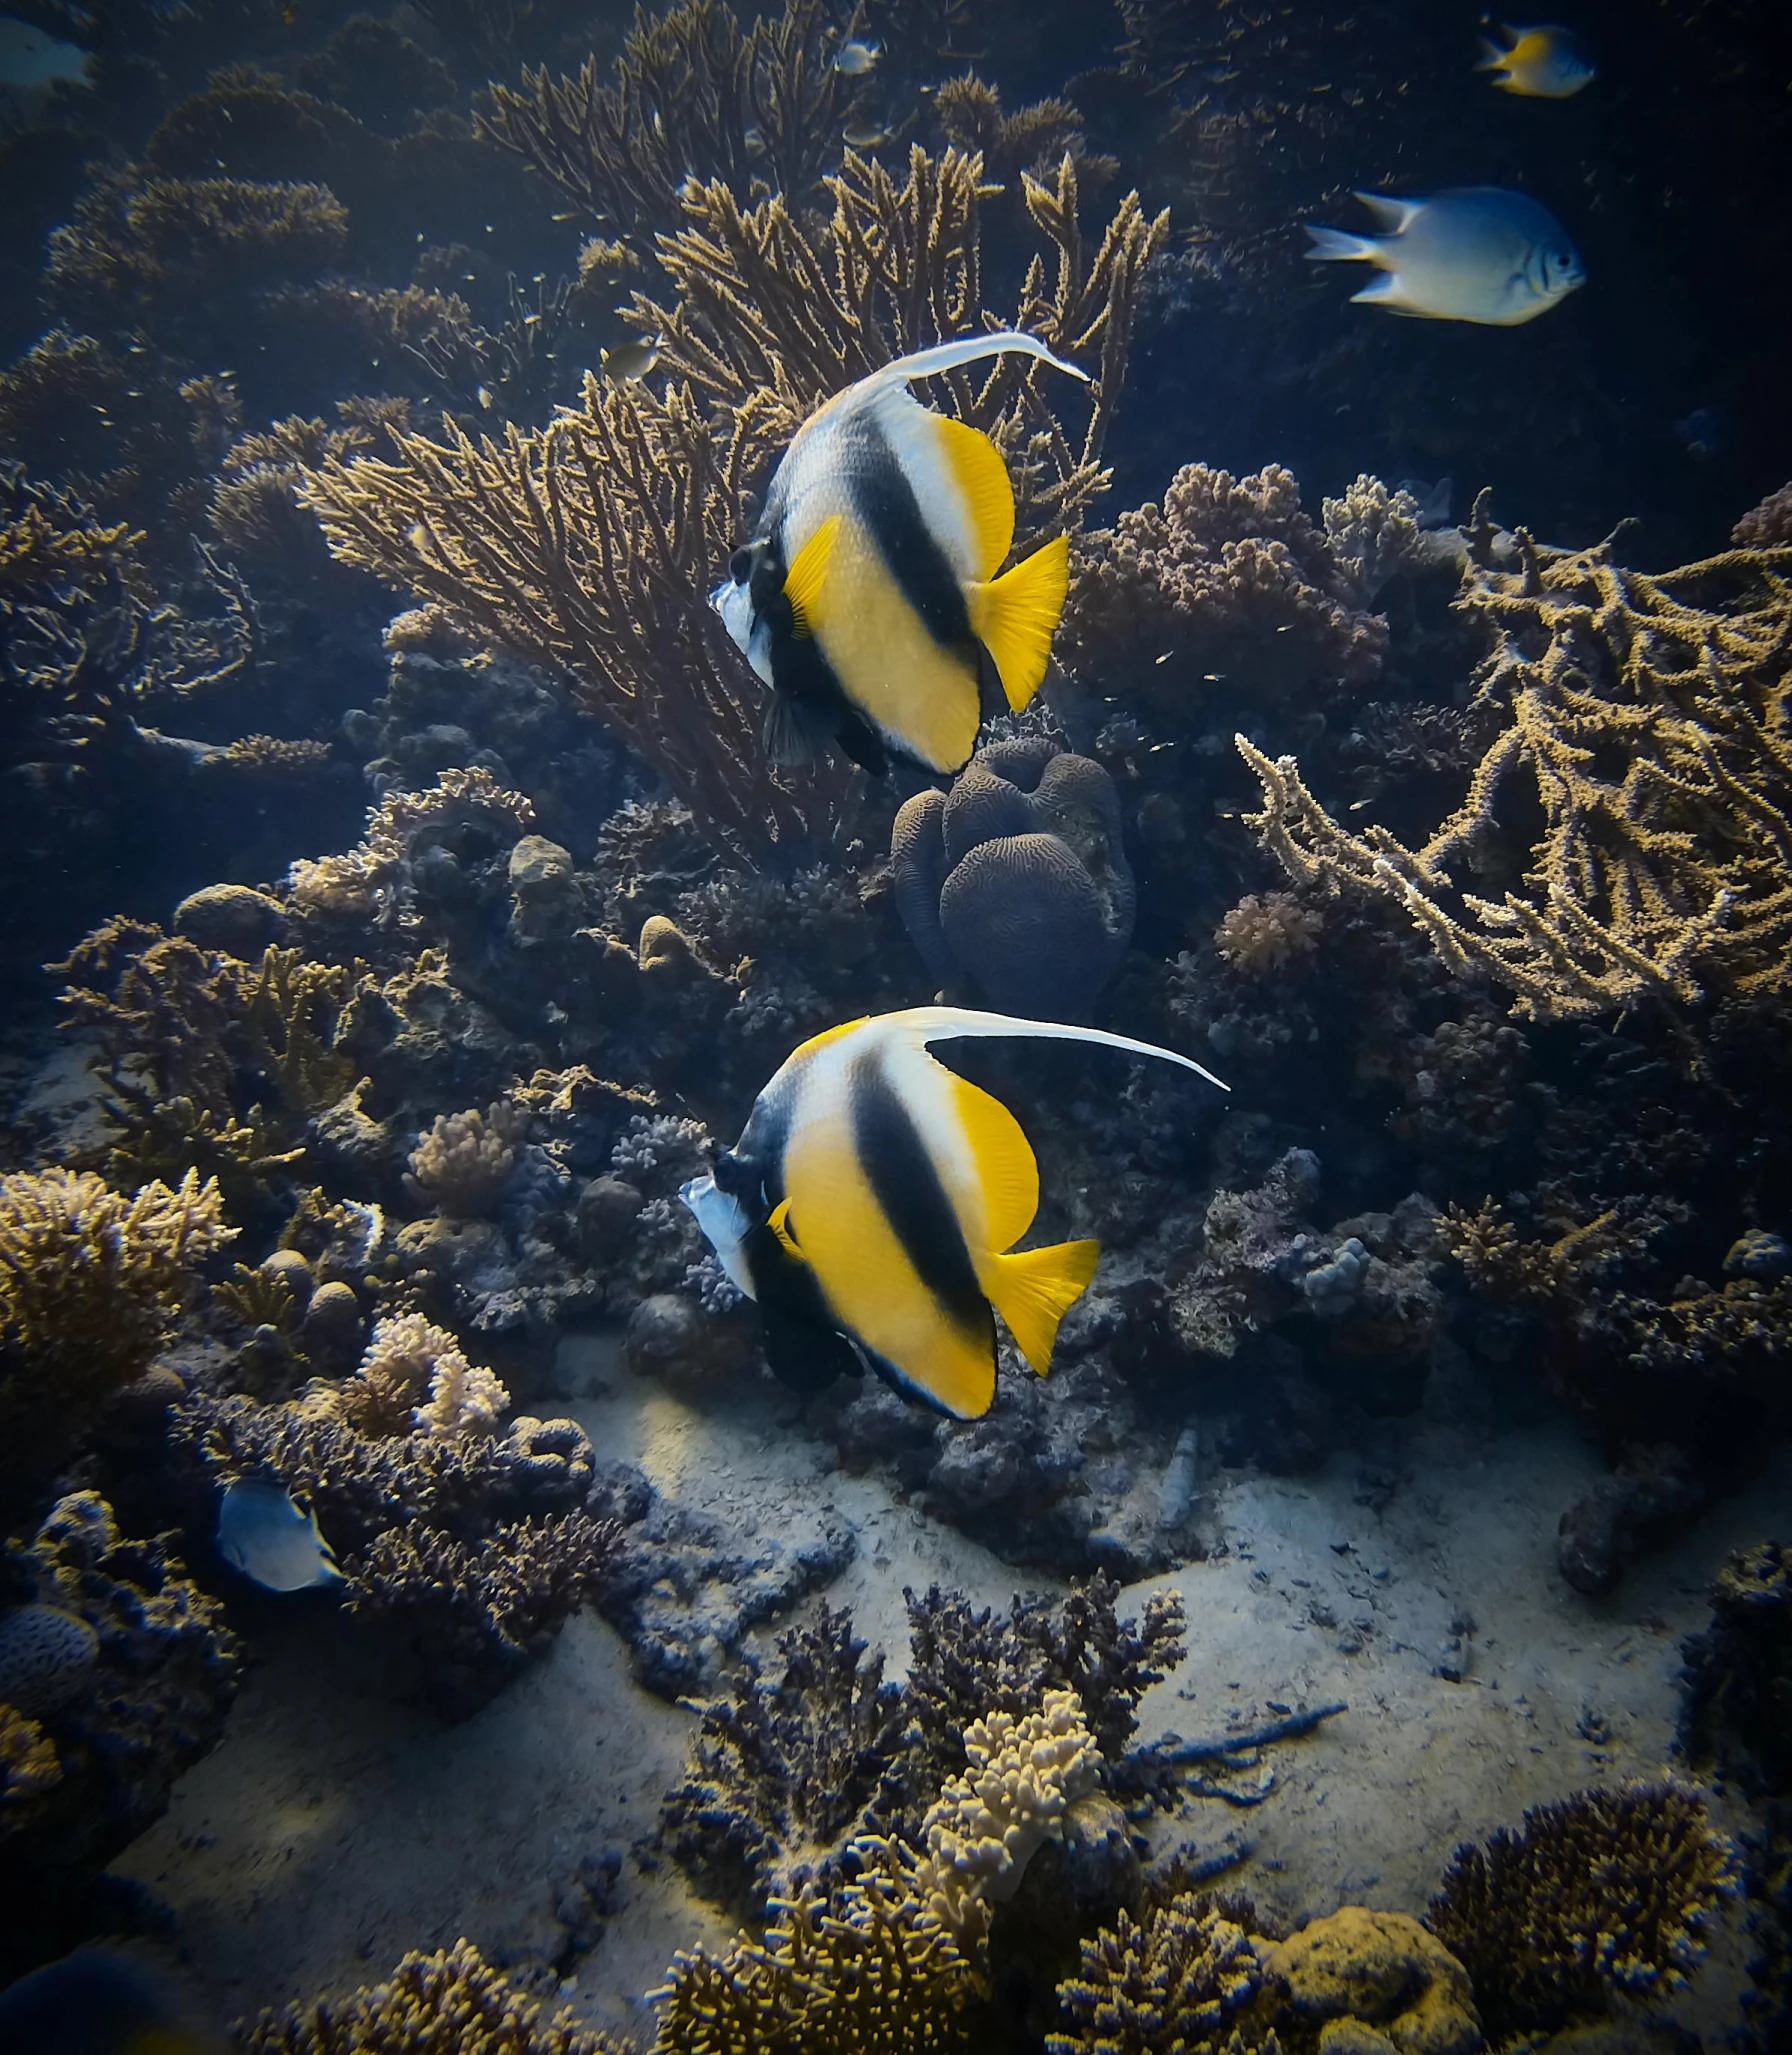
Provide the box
[848,1049,990,1340]
[845,420,978,650]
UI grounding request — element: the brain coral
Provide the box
[0,1604,100,1719]
[892,738,1135,1019]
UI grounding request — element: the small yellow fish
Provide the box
[683,1007,1226,1418]
[712,332,1089,776]
[833,37,881,75]
[601,335,662,384]
[1477,22,1596,98]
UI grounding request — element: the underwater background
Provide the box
[1,0,1791,2049]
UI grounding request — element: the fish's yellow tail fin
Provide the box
[965,533,1070,712]
[985,1236,1099,1375]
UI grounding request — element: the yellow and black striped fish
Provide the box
[711,333,1090,778]
[682,1007,1226,1420]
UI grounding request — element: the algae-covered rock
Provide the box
[1261,1906,1481,2055]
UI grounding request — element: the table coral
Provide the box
[892,739,1135,1017]
[1047,1890,1266,2054]
[239,1935,626,2054]
[1426,1783,1736,2043]
[911,1688,1102,1940]
[650,1858,981,2054]
[1059,463,1391,701]
[661,1600,908,1912]
[0,1163,234,1501]
[1238,530,1792,1020]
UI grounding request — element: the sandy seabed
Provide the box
[114,1332,1791,2044]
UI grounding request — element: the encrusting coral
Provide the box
[0,1165,234,1499]
[1426,1782,1736,2043]
[1239,526,1792,1020]
[239,1934,628,2054]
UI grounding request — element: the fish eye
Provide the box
[728,546,754,584]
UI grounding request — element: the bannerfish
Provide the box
[0,17,89,121]
[833,37,880,74]
[216,1474,343,1592]
[711,331,1090,777]
[0,1947,225,2055]
[601,335,661,384]
[1476,23,1596,98]
[1305,188,1584,326]
[681,1006,1227,1420]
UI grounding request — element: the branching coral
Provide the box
[1426,1782,1736,2042]
[933,75,1101,187]
[910,1687,1102,1941]
[478,0,854,241]
[650,1857,981,2054]
[240,1936,627,2054]
[311,1311,509,1439]
[1059,464,1392,700]
[0,1165,233,1497]
[1047,1890,1266,2055]
[407,1101,528,1217]
[1213,892,1323,976]
[0,1704,60,1813]
[661,1600,908,1911]
[1238,533,1792,1020]
[341,1511,620,1717]
[1735,483,1792,550]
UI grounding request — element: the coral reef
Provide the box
[891,738,1135,1017]
[1679,1540,1792,1799]
[1239,530,1792,1020]
[240,1935,628,2054]
[1427,1783,1736,2042]
[1047,1889,1265,2055]
[1059,464,1396,703]
[660,1600,907,1912]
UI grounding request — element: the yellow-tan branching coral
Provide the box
[0,1704,62,1817]
[0,1167,234,1492]
[1047,1891,1266,2055]
[306,1311,508,1439]
[478,0,855,242]
[240,1935,628,2054]
[650,1860,981,2054]
[911,1686,1103,1941]
[406,1101,527,1217]
[1213,892,1323,975]
[1238,531,1792,1020]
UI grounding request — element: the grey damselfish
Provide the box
[1304,187,1584,326]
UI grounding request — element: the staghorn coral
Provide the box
[1238,532,1792,1021]
[1213,893,1323,977]
[407,1101,529,1217]
[1060,464,1390,701]
[660,1600,907,1912]
[478,0,855,241]
[212,400,411,564]
[1435,1199,1636,1312]
[0,1492,241,1906]
[341,1511,620,1719]
[239,1935,626,2054]
[910,1687,1102,1942]
[0,1165,233,1498]
[1047,1890,1267,2055]
[891,738,1134,1018]
[1427,1782,1736,2042]
[649,1855,980,2054]
[932,75,1101,187]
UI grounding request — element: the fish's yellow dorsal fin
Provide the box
[932,415,1015,582]
[947,1068,1039,1251]
[768,1197,804,1260]
[964,532,1070,711]
[783,513,841,638]
[985,1238,1100,1375]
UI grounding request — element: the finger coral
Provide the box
[239,1935,628,2053]
[649,1858,981,2054]
[406,1101,528,1217]
[1238,530,1792,1020]
[0,1164,234,1500]
[1059,463,1392,701]
[312,1311,509,1439]
[1047,1890,1266,2055]
[1426,1782,1737,2042]
[891,738,1134,1018]
[660,1600,908,1912]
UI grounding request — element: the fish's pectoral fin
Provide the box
[964,532,1070,713]
[985,1237,1100,1376]
[768,1197,803,1260]
[835,704,889,776]
[932,414,1016,582]
[782,512,842,638]
[761,1302,862,1396]
[763,690,821,768]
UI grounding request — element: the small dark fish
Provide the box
[842,115,892,148]
[0,1948,225,2055]
[601,336,662,384]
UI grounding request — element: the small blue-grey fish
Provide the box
[833,37,880,74]
[1305,188,1584,326]
[1477,23,1596,98]
[216,1475,343,1592]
